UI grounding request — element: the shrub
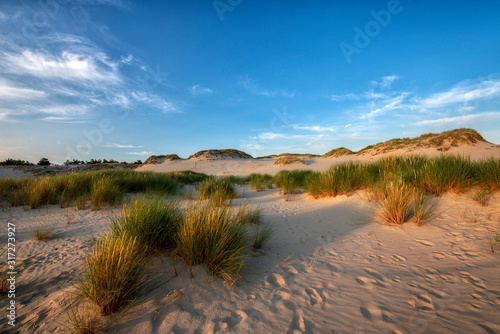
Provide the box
[175,204,248,282]
[252,224,274,249]
[111,196,183,251]
[77,233,148,316]
[376,180,413,225]
[198,178,237,207]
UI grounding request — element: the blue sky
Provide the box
[0,0,499,163]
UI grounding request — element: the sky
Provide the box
[0,0,499,164]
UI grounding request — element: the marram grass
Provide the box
[111,196,183,251]
[77,233,147,316]
[175,203,248,282]
[197,177,238,207]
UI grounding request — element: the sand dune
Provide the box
[1,187,499,333]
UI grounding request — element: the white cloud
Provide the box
[292,124,337,132]
[3,50,120,86]
[415,111,500,127]
[0,79,46,101]
[190,84,213,96]
[126,151,153,155]
[330,93,359,102]
[39,105,90,116]
[238,77,295,98]
[41,116,89,123]
[131,91,178,113]
[371,75,398,89]
[103,143,143,148]
[418,78,500,109]
[361,92,409,119]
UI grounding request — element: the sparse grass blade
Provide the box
[413,192,437,226]
[252,224,274,249]
[236,204,263,225]
[472,188,492,207]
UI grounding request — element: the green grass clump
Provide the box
[175,204,248,282]
[416,155,472,195]
[168,171,209,184]
[376,180,413,225]
[90,178,122,210]
[77,233,148,316]
[33,225,54,241]
[0,178,19,197]
[198,178,238,207]
[473,158,500,191]
[248,174,273,191]
[252,224,274,249]
[236,204,263,225]
[274,170,312,195]
[222,175,248,185]
[111,196,182,251]
[306,163,363,198]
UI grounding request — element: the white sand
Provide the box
[1,187,499,333]
[1,143,500,333]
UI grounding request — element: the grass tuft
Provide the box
[175,204,248,282]
[33,225,54,241]
[90,178,122,210]
[77,233,147,316]
[236,204,263,225]
[198,178,238,207]
[252,224,274,249]
[111,196,183,251]
[413,192,437,226]
[376,180,413,225]
[472,188,492,207]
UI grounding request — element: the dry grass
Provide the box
[236,204,263,225]
[175,204,248,282]
[274,156,306,166]
[472,188,492,207]
[76,233,148,316]
[33,225,54,241]
[376,180,413,225]
[413,192,437,226]
[1,266,10,294]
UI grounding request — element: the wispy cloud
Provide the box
[103,143,143,148]
[371,75,398,89]
[238,76,295,98]
[361,92,409,119]
[3,50,120,86]
[417,78,500,109]
[291,124,337,132]
[0,79,46,101]
[126,151,153,155]
[415,111,500,127]
[189,84,213,96]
